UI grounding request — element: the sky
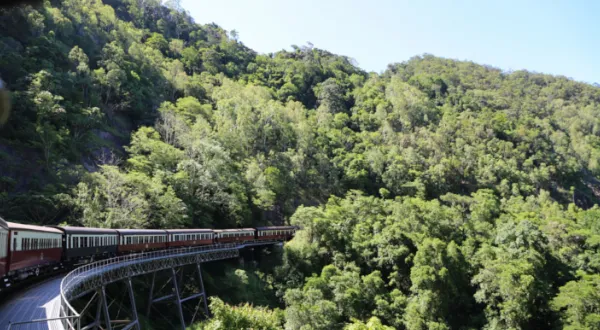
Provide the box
[180,0,599,84]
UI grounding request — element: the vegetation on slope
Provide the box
[2,0,600,329]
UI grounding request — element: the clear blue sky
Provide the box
[181,0,599,84]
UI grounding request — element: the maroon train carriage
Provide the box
[116,229,167,254]
[4,222,63,283]
[255,226,297,241]
[214,228,255,244]
[0,217,8,287]
[166,229,214,248]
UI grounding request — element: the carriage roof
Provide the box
[7,222,62,234]
[53,226,118,235]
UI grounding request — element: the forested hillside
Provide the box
[2,0,600,329]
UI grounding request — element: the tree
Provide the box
[551,272,600,329]
[190,297,283,330]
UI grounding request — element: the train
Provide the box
[0,217,297,291]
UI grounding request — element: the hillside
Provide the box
[2,0,600,329]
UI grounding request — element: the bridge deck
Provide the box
[0,241,283,330]
[0,277,63,330]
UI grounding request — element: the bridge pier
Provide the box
[196,263,209,318]
[125,278,140,330]
[99,286,111,330]
[171,267,186,329]
[146,263,209,330]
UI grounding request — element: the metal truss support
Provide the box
[100,286,112,330]
[146,272,156,316]
[125,278,140,330]
[171,267,186,330]
[196,263,209,317]
[145,265,210,330]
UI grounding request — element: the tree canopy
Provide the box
[2,0,600,328]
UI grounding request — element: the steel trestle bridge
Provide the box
[4,240,282,330]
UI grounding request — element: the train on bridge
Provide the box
[0,217,296,291]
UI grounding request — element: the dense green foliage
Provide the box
[2,0,600,329]
[188,297,283,330]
